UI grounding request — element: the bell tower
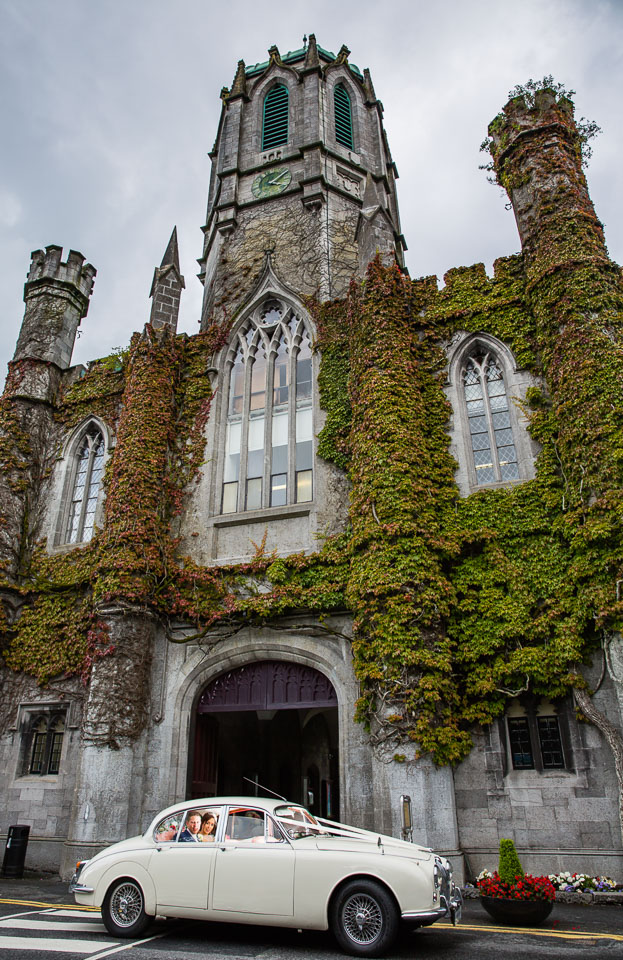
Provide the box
[198,36,405,325]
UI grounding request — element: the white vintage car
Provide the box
[70,796,461,957]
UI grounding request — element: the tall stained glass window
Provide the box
[222,300,314,514]
[66,425,105,543]
[462,350,519,485]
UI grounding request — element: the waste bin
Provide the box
[2,825,30,879]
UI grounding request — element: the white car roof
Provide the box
[148,796,301,828]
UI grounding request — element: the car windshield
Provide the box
[274,804,322,839]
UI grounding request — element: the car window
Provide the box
[177,806,222,843]
[274,804,322,838]
[154,814,181,843]
[225,807,288,844]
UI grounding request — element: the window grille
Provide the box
[66,425,105,543]
[222,300,313,514]
[507,712,565,771]
[262,85,289,150]
[537,716,565,769]
[334,84,353,149]
[463,351,519,485]
[507,718,534,769]
[27,713,65,775]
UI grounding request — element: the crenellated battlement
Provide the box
[26,245,96,302]
[14,244,97,371]
[487,89,576,160]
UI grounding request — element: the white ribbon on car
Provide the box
[275,814,383,844]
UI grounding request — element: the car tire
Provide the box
[101,878,151,938]
[330,879,399,957]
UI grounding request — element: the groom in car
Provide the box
[178,810,202,842]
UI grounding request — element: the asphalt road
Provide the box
[0,877,621,960]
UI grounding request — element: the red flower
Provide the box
[477,872,556,902]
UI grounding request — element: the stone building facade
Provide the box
[1,38,622,883]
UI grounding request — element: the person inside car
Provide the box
[178,810,202,842]
[198,812,217,842]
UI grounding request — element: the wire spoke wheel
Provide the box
[342,893,384,945]
[109,882,144,928]
[331,880,398,957]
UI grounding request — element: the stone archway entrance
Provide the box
[191,660,339,818]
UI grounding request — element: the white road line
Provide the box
[0,936,113,953]
[0,918,107,932]
[44,909,102,918]
[88,932,170,960]
[0,911,40,922]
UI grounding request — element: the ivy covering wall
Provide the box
[1,86,622,773]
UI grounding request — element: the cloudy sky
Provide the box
[1,0,622,382]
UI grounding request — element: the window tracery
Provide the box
[65,424,105,543]
[26,712,65,775]
[222,300,313,514]
[462,349,519,485]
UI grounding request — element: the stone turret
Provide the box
[149,227,185,333]
[486,89,608,285]
[0,246,96,578]
[15,245,96,369]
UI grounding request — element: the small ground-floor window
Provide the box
[507,708,565,771]
[24,712,66,775]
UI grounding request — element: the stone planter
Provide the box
[480,895,553,926]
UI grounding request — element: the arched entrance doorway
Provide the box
[191,661,339,818]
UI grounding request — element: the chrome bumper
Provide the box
[69,875,94,895]
[402,886,462,925]
[441,885,463,925]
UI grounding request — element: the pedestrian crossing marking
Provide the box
[0,918,107,932]
[44,909,103,919]
[0,936,113,953]
[0,906,169,957]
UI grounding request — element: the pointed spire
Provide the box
[229,59,248,99]
[335,44,350,66]
[304,33,320,69]
[363,68,377,104]
[160,226,180,272]
[150,227,185,334]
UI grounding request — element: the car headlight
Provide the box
[75,859,90,879]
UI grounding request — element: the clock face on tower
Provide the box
[252,167,292,199]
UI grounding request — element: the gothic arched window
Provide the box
[222,300,313,514]
[462,349,519,485]
[334,83,353,149]
[27,713,65,775]
[262,84,289,150]
[65,425,105,543]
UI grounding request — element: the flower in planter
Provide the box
[477,839,556,902]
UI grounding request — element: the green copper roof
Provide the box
[245,44,362,79]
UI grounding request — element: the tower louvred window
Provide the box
[222,300,313,514]
[334,83,353,149]
[262,84,289,150]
